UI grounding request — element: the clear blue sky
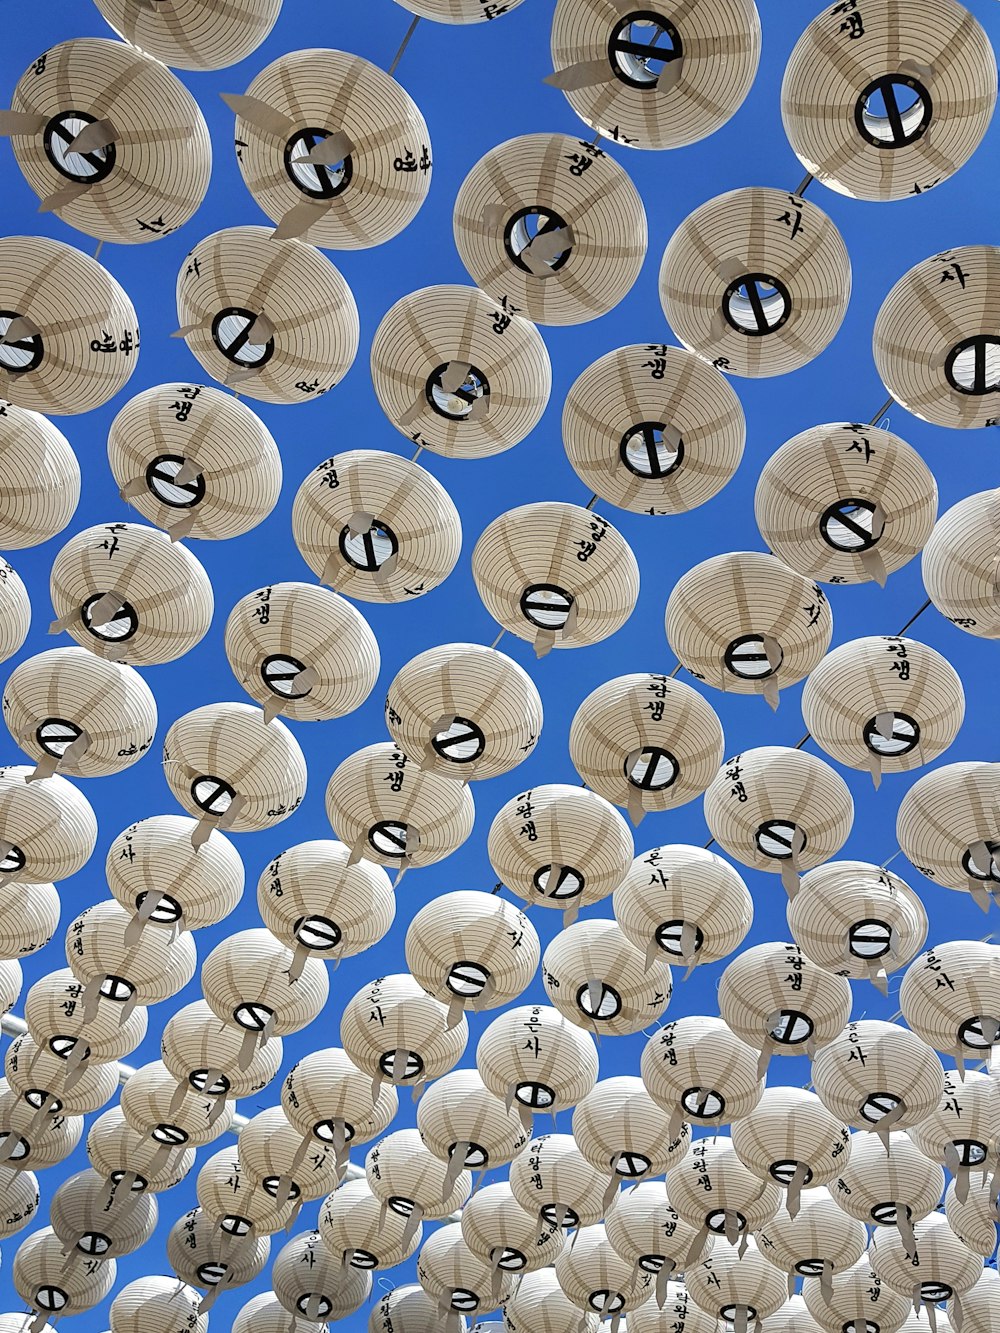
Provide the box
[1,0,999,1325]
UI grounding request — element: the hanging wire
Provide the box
[388,15,420,76]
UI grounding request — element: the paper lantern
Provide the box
[502,1268,599,1333]
[0,880,59,960]
[196,1147,297,1238]
[641,1015,764,1127]
[109,1276,207,1333]
[548,0,761,149]
[66,899,197,1010]
[416,1068,530,1173]
[161,999,283,1102]
[614,844,753,970]
[326,742,475,870]
[869,1214,981,1310]
[570,675,725,822]
[163,702,307,840]
[175,225,359,404]
[0,562,29,665]
[811,1019,945,1136]
[50,1168,157,1260]
[87,1108,194,1194]
[386,643,543,782]
[50,521,213,667]
[231,48,431,249]
[922,489,1000,638]
[754,1186,867,1280]
[0,402,79,549]
[281,1047,398,1150]
[659,188,850,377]
[92,0,280,70]
[665,1135,782,1243]
[395,0,526,24]
[758,1296,827,1333]
[627,1284,718,1333]
[802,1260,910,1333]
[755,422,937,586]
[405,891,539,1019]
[239,1106,342,1206]
[802,636,965,784]
[461,1180,564,1273]
[573,1076,691,1198]
[781,0,995,201]
[106,815,244,936]
[955,1270,1000,1333]
[11,1227,115,1324]
[0,1163,40,1239]
[167,1207,270,1302]
[225,582,379,723]
[0,766,97,887]
[4,647,157,780]
[555,1222,654,1318]
[562,345,745,515]
[24,967,148,1065]
[416,1224,513,1315]
[236,1291,327,1333]
[340,973,467,1092]
[258,839,395,973]
[319,1178,422,1270]
[542,919,671,1036]
[369,1284,457,1333]
[472,502,640,652]
[605,1181,711,1297]
[944,1172,1000,1257]
[705,747,854,892]
[108,382,281,542]
[4,1032,118,1117]
[120,1059,235,1148]
[899,940,1000,1065]
[788,860,928,988]
[4,37,210,244]
[367,1128,472,1222]
[453,132,646,326]
[718,942,852,1065]
[908,1069,999,1191]
[0,234,138,415]
[686,1237,787,1330]
[273,1229,371,1321]
[476,1004,599,1113]
[873,246,1000,430]
[372,284,550,459]
[488,784,634,920]
[731,1088,851,1213]
[0,960,20,1018]
[292,449,461,603]
[665,552,832,705]
[896,761,1000,906]
[509,1131,608,1232]
[0,1080,82,1172]
[832,1130,944,1245]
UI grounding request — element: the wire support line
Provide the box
[388,15,420,76]
[869,394,895,425]
[794,172,814,197]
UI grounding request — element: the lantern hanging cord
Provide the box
[388,15,421,76]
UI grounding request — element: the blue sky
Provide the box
[1,0,999,1325]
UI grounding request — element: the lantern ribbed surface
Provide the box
[896,761,1000,899]
[92,0,280,70]
[367,1127,472,1219]
[11,1227,116,1323]
[665,552,833,700]
[956,1270,1000,1333]
[25,967,148,1064]
[0,403,79,549]
[8,38,210,245]
[502,1268,599,1333]
[833,1129,944,1232]
[562,344,746,515]
[665,1135,782,1238]
[0,765,97,886]
[109,1277,207,1333]
[167,1207,270,1292]
[5,1031,119,1116]
[659,187,850,377]
[873,246,1000,429]
[803,1260,910,1333]
[415,1223,511,1314]
[372,284,551,459]
[201,927,328,1036]
[66,899,197,1005]
[555,1222,653,1316]
[572,1075,691,1183]
[239,1107,342,1202]
[0,235,138,415]
[86,1106,195,1193]
[570,674,725,820]
[899,940,1000,1061]
[685,1237,788,1325]
[258,838,395,963]
[908,1068,999,1177]
[340,973,468,1089]
[922,489,1000,637]
[280,1046,398,1146]
[704,746,854,877]
[453,133,646,326]
[718,941,852,1056]
[385,643,542,781]
[405,891,539,1014]
[119,1058,235,1147]
[197,1146,297,1236]
[754,1186,868,1278]
[50,521,214,667]
[108,382,281,542]
[731,1087,851,1193]
[0,1080,82,1170]
[106,814,244,934]
[870,1213,982,1305]
[161,999,283,1102]
[759,1295,827,1333]
[472,502,640,650]
[944,1175,1000,1258]
[292,449,461,603]
[549,0,761,150]
[614,844,753,968]
[605,1180,710,1278]
[416,1068,529,1171]
[273,1229,371,1320]
[50,1168,157,1260]
[175,225,359,404]
[476,1003,598,1113]
[788,859,928,982]
[395,0,528,26]
[0,562,30,666]
[4,647,157,779]
[367,1285,440,1333]
[0,1165,40,1240]
[0,879,59,959]
[508,1131,606,1231]
[629,1283,718,1333]
[460,1180,564,1272]
[802,635,965,779]
[641,1015,763,1126]
[163,701,307,835]
[326,741,474,870]
[755,422,937,585]
[542,919,672,1035]
[811,1018,945,1133]
[233,48,430,250]
[488,783,634,915]
[781,0,997,202]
